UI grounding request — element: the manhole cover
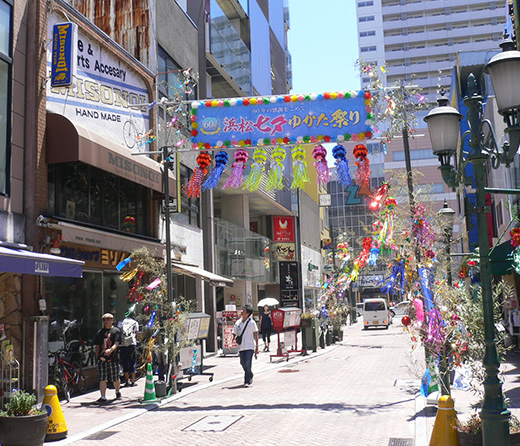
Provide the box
[183,415,242,432]
[278,369,299,373]
[388,439,414,446]
[85,431,118,440]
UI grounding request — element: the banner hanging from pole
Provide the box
[190,91,374,149]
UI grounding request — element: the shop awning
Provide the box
[490,241,515,276]
[171,262,233,287]
[0,247,84,277]
[45,113,176,195]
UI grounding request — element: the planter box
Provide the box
[458,431,520,446]
[302,319,319,352]
[0,412,48,446]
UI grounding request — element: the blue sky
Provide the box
[287,0,360,95]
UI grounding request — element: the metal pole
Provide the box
[464,80,510,445]
[163,145,174,304]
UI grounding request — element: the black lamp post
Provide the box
[437,199,455,396]
[424,36,520,446]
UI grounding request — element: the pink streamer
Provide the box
[413,298,424,322]
[146,278,162,290]
[223,149,249,189]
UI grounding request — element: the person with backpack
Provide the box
[119,314,139,387]
[232,305,259,387]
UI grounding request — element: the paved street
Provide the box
[59,321,420,446]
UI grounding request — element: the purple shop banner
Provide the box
[190,91,374,149]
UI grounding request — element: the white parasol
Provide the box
[257,297,279,307]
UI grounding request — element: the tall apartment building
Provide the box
[356,0,505,122]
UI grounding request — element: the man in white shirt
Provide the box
[233,305,259,387]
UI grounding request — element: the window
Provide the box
[48,162,152,236]
[359,16,375,22]
[0,0,12,196]
[393,149,436,161]
[177,164,200,228]
[358,1,373,6]
[157,46,196,101]
[361,46,377,52]
[359,30,376,37]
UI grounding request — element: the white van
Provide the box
[363,298,390,330]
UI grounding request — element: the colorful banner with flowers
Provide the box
[190,91,374,149]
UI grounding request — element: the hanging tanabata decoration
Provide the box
[126,270,145,302]
[353,143,371,190]
[223,149,249,189]
[291,145,309,189]
[312,144,331,186]
[116,256,132,271]
[412,204,435,256]
[266,146,286,190]
[349,237,373,283]
[183,152,212,198]
[368,183,389,211]
[332,144,352,187]
[203,151,229,190]
[243,148,268,192]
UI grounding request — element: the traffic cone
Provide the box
[429,395,459,446]
[140,362,158,403]
[43,384,68,441]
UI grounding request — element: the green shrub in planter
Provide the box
[0,390,48,446]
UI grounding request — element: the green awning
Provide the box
[490,241,515,276]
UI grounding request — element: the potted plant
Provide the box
[0,390,48,446]
[456,413,520,446]
[300,312,315,328]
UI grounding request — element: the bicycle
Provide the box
[122,107,156,150]
[48,350,87,402]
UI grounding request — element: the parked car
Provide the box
[389,301,412,317]
[356,303,364,317]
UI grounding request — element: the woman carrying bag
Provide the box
[259,304,273,352]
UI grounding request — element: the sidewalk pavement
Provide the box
[52,322,520,445]
[53,329,340,445]
[415,349,520,446]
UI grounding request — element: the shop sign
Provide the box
[190,93,373,149]
[46,13,150,147]
[51,22,78,88]
[272,243,295,261]
[59,242,131,270]
[272,216,295,242]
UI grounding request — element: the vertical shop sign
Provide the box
[51,22,78,87]
[279,261,300,308]
[272,216,295,242]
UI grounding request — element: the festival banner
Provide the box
[190,91,374,149]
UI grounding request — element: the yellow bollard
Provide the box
[43,385,68,441]
[429,395,459,446]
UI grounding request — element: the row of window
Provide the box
[0,0,12,196]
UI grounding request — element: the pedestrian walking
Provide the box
[232,305,259,387]
[118,315,139,387]
[259,304,273,352]
[94,313,122,404]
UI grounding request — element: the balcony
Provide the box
[215,218,274,283]
[209,0,252,96]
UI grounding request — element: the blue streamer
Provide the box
[418,267,435,312]
[146,310,156,328]
[332,144,352,187]
[368,247,379,266]
[203,151,229,190]
[116,257,132,271]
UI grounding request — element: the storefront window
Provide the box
[48,162,151,236]
[0,0,12,196]
[174,163,199,228]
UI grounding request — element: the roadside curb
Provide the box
[53,339,346,445]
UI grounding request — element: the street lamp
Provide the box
[437,199,455,397]
[423,36,520,446]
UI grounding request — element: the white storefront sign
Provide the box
[46,13,150,147]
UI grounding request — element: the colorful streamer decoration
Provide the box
[146,278,162,290]
[182,152,212,198]
[266,147,286,190]
[291,145,309,189]
[369,183,389,211]
[412,204,435,254]
[126,270,145,302]
[332,144,352,187]
[116,256,132,271]
[312,144,331,186]
[223,149,249,189]
[243,148,268,192]
[353,144,371,190]
[511,228,520,248]
[203,151,229,190]
[120,266,139,282]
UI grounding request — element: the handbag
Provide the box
[236,318,251,345]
